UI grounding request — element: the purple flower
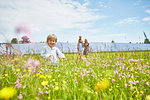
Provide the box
[17,93,23,99]
[23,85,26,89]
[112,79,115,82]
[24,59,40,73]
[138,67,141,70]
[114,70,118,75]
[44,91,49,94]
[145,82,149,85]
[15,82,22,89]
[122,66,124,69]
[125,83,128,87]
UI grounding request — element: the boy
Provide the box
[40,34,65,66]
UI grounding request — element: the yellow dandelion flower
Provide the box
[87,90,91,93]
[17,68,20,72]
[145,95,150,100]
[41,81,48,86]
[66,72,68,75]
[62,80,67,84]
[28,69,31,72]
[47,75,52,78]
[24,74,29,78]
[14,58,18,61]
[11,60,15,62]
[36,73,40,76]
[140,91,143,94]
[54,86,59,90]
[58,74,61,78]
[55,82,58,86]
[39,75,46,79]
[48,97,50,100]
[95,79,109,92]
[4,74,8,77]
[24,69,27,72]
[0,87,16,100]
[109,88,112,91]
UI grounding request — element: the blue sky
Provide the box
[0,0,150,43]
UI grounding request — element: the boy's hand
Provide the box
[49,55,52,59]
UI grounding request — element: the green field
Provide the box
[0,51,150,100]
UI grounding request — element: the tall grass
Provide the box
[0,51,150,100]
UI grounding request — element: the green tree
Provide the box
[144,39,150,44]
[11,38,18,44]
[111,40,115,43]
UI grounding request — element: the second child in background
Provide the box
[83,39,90,58]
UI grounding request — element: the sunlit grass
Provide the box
[0,51,150,100]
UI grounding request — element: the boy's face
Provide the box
[48,39,56,48]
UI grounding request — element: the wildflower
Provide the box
[95,79,109,92]
[23,85,26,89]
[44,91,49,94]
[36,73,40,76]
[48,97,50,100]
[47,75,52,79]
[54,86,59,90]
[4,74,8,77]
[108,88,112,91]
[145,82,149,86]
[24,59,40,73]
[23,69,27,72]
[41,81,48,86]
[39,75,46,79]
[145,95,150,100]
[0,87,16,99]
[15,82,22,89]
[58,74,61,77]
[15,79,22,89]
[112,79,115,82]
[62,80,67,84]
[17,93,23,99]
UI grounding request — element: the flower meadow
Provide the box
[0,51,150,100]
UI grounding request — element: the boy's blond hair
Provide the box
[47,34,57,43]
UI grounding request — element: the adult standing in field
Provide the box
[83,39,90,58]
[77,36,84,59]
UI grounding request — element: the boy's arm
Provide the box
[56,48,65,59]
[40,47,49,59]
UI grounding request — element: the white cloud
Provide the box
[101,33,127,37]
[115,17,139,25]
[134,0,142,5]
[0,0,104,42]
[82,29,102,33]
[98,2,108,8]
[142,17,150,21]
[145,9,150,14]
